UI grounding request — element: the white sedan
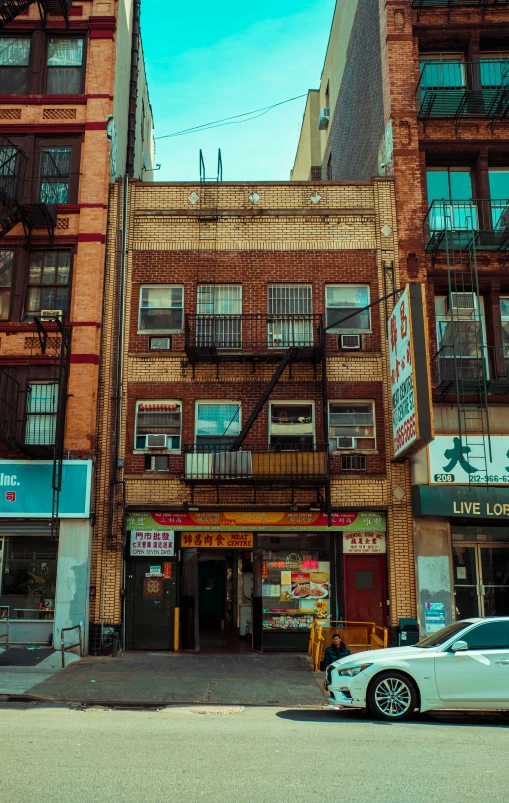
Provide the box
[326,617,509,721]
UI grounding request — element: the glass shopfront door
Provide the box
[453,543,509,618]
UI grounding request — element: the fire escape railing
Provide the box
[413,0,509,12]
[0,0,71,29]
[431,344,509,398]
[416,60,509,131]
[424,199,509,254]
[0,135,57,240]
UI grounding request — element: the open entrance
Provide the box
[181,548,253,653]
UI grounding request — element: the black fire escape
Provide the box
[0,0,70,28]
[413,0,509,21]
[182,153,331,516]
[0,135,57,241]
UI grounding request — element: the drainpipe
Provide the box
[126,0,141,177]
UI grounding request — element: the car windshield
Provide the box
[412,622,472,649]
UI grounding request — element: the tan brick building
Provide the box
[293,0,509,634]
[0,0,153,649]
[94,177,416,652]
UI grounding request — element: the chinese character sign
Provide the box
[389,286,418,459]
[429,435,509,485]
[130,531,175,557]
[343,533,386,554]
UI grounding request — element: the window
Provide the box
[138,286,183,333]
[0,536,57,620]
[195,402,241,449]
[25,251,70,320]
[329,402,376,450]
[426,168,474,230]
[39,147,71,204]
[500,297,509,362]
[267,284,313,347]
[480,53,509,89]
[269,402,314,449]
[488,170,509,230]
[419,55,465,92]
[25,382,58,445]
[135,401,181,451]
[144,454,169,472]
[46,38,84,94]
[196,284,242,348]
[435,295,487,381]
[0,251,13,321]
[325,285,370,332]
[459,621,509,650]
[0,37,30,94]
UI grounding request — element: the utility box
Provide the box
[398,617,419,646]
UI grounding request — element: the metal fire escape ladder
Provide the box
[50,317,71,535]
[230,347,296,450]
[0,0,70,28]
[444,200,491,487]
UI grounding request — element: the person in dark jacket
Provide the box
[322,633,350,670]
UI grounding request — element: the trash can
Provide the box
[398,617,419,646]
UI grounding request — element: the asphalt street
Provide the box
[2,703,509,803]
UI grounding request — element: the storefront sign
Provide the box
[388,284,433,460]
[181,532,253,548]
[424,602,446,634]
[163,562,172,579]
[343,532,386,554]
[126,510,386,532]
[130,530,175,556]
[429,436,509,485]
[0,460,92,518]
[413,485,509,518]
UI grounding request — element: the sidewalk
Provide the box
[12,651,328,706]
[0,646,81,697]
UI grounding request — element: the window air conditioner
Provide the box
[146,433,167,448]
[150,337,172,350]
[447,293,477,316]
[41,309,63,320]
[335,436,355,449]
[340,334,361,350]
[318,108,330,130]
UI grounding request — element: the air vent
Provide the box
[146,434,167,448]
[319,108,330,130]
[144,454,169,472]
[150,337,172,350]
[340,334,361,350]
[341,454,367,471]
[41,309,63,320]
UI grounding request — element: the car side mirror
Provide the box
[451,640,468,652]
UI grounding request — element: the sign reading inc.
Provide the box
[0,460,92,518]
[388,284,433,460]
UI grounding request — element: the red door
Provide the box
[343,555,387,626]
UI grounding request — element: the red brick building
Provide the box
[293,0,509,634]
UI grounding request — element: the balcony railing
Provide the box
[0,0,71,29]
[413,0,509,12]
[183,443,329,484]
[416,60,509,127]
[185,313,323,365]
[431,345,509,398]
[424,199,509,253]
[0,135,57,239]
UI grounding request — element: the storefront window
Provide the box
[258,534,331,633]
[0,536,57,620]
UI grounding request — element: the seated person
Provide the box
[322,632,350,670]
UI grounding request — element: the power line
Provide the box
[154,93,307,141]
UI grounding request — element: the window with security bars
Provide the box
[39,147,71,204]
[138,286,183,332]
[0,37,31,94]
[25,251,70,320]
[267,284,312,347]
[46,38,84,94]
[0,251,13,321]
[25,382,58,446]
[135,401,181,450]
[269,402,314,449]
[196,285,242,348]
[325,286,370,332]
[329,402,376,450]
[195,402,241,449]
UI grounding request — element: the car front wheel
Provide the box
[367,671,418,721]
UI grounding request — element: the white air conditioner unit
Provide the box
[41,309,63,320]
[447,293,477,316]
[146,433,167,448]
[150,337,172,350]
[318,108,330,130]
[340,334,361,350]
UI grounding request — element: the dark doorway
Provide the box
[126,558,176,650]
[343,554,387,627]
[198,560,226,631]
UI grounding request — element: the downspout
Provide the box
[126,0,141,177]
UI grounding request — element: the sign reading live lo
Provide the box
[126,510,387,532]
[388,284,433,460]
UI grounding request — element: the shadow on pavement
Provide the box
[276,707,509,728]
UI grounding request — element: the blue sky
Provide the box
[141,1,335,182]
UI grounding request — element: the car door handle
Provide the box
[494,660,509,664]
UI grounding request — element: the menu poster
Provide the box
[280,569,292,602]
[315,601,329,620]
[263,583,281,598]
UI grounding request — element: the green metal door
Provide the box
[127,559,176,650]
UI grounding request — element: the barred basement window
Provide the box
[341,454,367,472]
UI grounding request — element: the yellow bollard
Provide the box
[174,607,180,652]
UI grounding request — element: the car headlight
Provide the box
[336,663,372,677]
